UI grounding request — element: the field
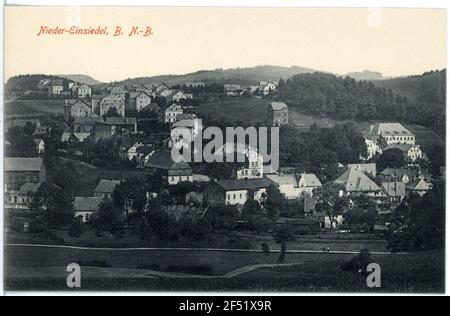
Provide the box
[4,245,444,293]
[5,99,65,115]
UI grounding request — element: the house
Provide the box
[33,139,45,154]
[203,178,273,206]
[365,138,383,160]
[260,82,277,95]
[64,99,92,120]
[334,168,382,197]
[385,143,423,162]
[365,123,416,145]
[74,116,99,134]
[164,103,183,123]
[379,168,432,184]
[78,84,92,98]
[236,147,265,180]
[60,132,91,143]
[38,79,52,90]
[170,119,200,146]
[136,146,154,168]
[224,84,242,96]
[94,117,137,140]
[267,173,322,199]
[154,83,170,94]
[406,179,432,196]
[4,157,46,189]
[110,86,128,97]
[100,96,125,117]
[4,183,41,210]
[93,179,121,199]
[120,141,144,161]
[50,79,64,95]
[347,163,377,177]
[74,197,104,222]
[144,150,193,185]
[170,90,193,102]
[381,181,406,204]
[159,88,175,98]
[268,102,289,126]
[129,91,152,112]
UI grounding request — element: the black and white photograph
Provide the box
[1,1,448,298]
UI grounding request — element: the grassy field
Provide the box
[5,99,65,115]
[4,245,444,293]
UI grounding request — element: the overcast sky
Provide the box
[4,7,447,83]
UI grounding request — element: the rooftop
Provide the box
[5,157,44,172]
[93,179,121,194]
[270,102,288,111]
[74,197,104,211]
[215,177,274,191]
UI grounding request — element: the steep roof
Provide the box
[406,179,431,191]
[300,173,322,187]
[372,123,414,137]
[266,174,298,186]
[74,197,104,211]
[347,163,377,176]
[93,179,121,194]
[335,169,381,192]
[5,157,44,172]
[145,150,191,173]
[270,102,288,111]
[381,181,406,197]
[215,178,273,191]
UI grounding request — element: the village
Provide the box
[4,74,440,254]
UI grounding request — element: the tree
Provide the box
[261,185,287,223]
[376,148,406,171]
[241,200,269,233]
[30,182,74,229]
[314,182,349,228]
[273,225,295,263]
[92,199,123,234]
[203,204,240,231]
[386,180,445,252]
[68,217,83,237]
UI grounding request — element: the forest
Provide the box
[277,71,446,138]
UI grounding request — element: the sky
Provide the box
[4,6,447,83]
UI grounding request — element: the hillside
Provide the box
[56,74,103,85]
[277,72,446,137]
[372,69,446,105]
[115,65,316,87]
[4,74,67,94]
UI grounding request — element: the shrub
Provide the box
[341,249,372,274]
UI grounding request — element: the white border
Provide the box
[1,0,449,297]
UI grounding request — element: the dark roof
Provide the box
[145,150,192,174]
[74,197,104,211]
[215,178,273,191]
[93,179,121,194]
[381,181,406,197]
[5,157,44,172]
[335,169,381,192]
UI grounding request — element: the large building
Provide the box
[366,123,416,145]
[385,143,423,162]
[100,96,125,117]
[144,150,193,185]
[164,104,183,123]
[77,84,92,98]
[267,173,322,199]
[334,168,382,197]
[129,91,152,112]
[268,102,289,126]
[203,178,273,206]
[64,99,92,120]
[4,157,46,189]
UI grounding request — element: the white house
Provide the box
[267,173,322,199]
[164,104,183,123]
[386,143,423,162]
[130,92,152,112]
[100,96,125,117]
[260,82,277,95]
[78,84,92,98]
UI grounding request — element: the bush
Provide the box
[341,249,372,274]
[68,217,83,238]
